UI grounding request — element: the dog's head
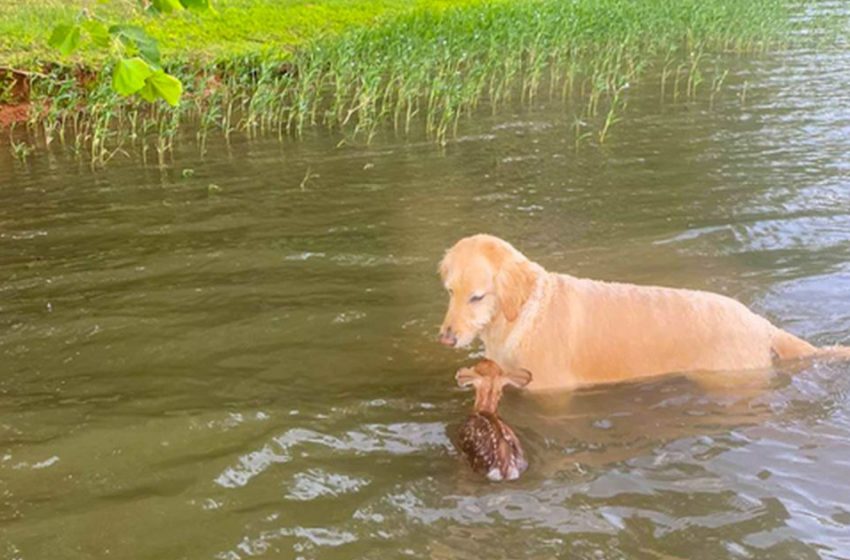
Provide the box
[456,359,533,412]
[438,234,539,348]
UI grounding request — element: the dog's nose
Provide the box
[439,328,457,347]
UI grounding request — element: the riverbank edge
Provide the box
[2,0,798,161]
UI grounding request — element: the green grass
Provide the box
[1,0,487,67]
[2,0,799,166]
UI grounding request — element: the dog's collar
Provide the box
[501,264,548,354]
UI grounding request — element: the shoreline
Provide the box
[2,0,796,164]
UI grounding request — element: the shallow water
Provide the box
[3,11,850,560]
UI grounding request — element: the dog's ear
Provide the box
[503,368,532,389]
[455,366,481,388]
[438,251,452,281]
[495,258,537,322]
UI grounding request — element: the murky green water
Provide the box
[3,11,850,560]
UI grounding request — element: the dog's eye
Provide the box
[469,294,485,303]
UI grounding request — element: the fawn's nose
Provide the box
[439,327,457,347]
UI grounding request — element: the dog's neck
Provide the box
[481,263,548,362]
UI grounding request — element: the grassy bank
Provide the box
[1,1,488,68]
[3,0,797,165]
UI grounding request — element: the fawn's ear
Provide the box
[455,367,481,388]
[503,368,532,389]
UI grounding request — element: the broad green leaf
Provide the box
[180,0,216,13]
[150,0,184,13]
[144,71,183,106]
[112,57,154,96]
[48,24,81,56]
[109,25,161,67]
[137,81,157,103]
[82,20,110,48]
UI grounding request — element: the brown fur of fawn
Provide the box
[455,359,532,481]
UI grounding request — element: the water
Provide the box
[3,16,850,560]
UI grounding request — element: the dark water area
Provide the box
[2,6,850,559]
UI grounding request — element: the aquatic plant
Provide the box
[4,0,799,166]
[9,135,34,164]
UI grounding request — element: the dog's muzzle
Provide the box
[439,327,458,347]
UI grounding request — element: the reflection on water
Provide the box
[2,8,850,560]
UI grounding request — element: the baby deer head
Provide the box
[455,359,532,413]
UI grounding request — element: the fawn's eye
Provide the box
[469,293,485,303]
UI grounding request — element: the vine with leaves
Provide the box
[48,0,214,106]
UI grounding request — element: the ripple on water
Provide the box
[216,423,452,489]
[224,527,357,559]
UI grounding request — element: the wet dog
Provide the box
[439,234,850,390]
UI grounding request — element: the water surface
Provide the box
[2,13,850,560]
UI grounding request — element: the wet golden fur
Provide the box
[439,234,847,390]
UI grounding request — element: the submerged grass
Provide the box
[3,0,799,166]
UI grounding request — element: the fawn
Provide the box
[455,359,532,481]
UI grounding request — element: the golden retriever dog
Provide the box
[438,234,849,390]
